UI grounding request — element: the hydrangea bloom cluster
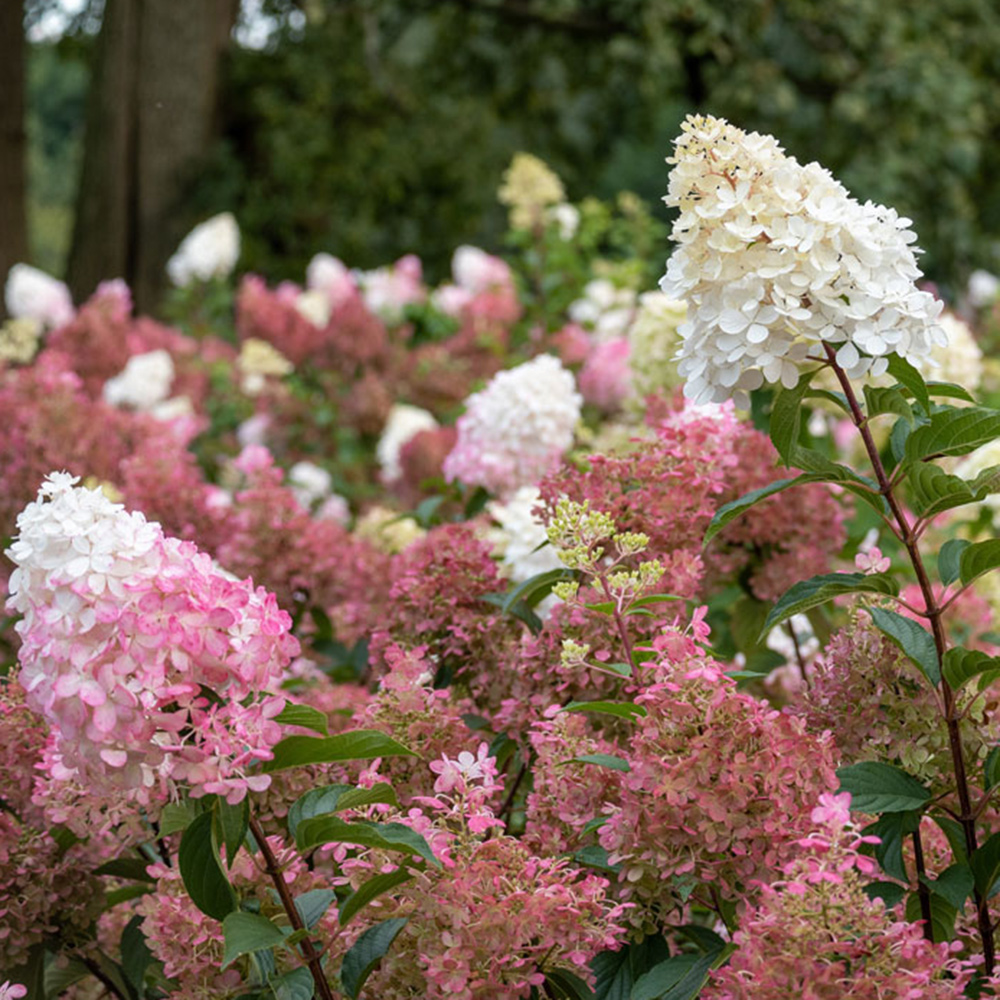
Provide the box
[704,794,970,999]
[600,637,838,923]
[568,279,638,342]
[166,212,241,287]
[4,263,74,330]
[102,348,176,410]
[378,403,440,483]
[627,291,687,402]
[662,115,947,407]
[497,152,566,230]
[443,354,582,495]
[6,473,299,804]
[487,486,565,584]
[578,337,632,411]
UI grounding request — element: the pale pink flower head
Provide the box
[306,252,358,308]
[451,245,512,294]
[6,472,299,805]
[0,982,28,1000]
[810,791,853,830]
[358,254,426,322]
[578,337,632,411]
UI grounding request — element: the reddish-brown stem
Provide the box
[248,814,335,1000]
[823,344,994,972]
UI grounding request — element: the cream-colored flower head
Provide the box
[237,338,293,395]
[354,506,426,553]
[627,291,687,403]
[932,312,982,392]
[662,115,946,409]
[498,153,566,230]
[0,317,42,364]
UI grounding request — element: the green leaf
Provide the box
[501,568,578,613]
[925,381,978,404]
[907,463,978,519]
[972,832,1000,896]
[905,891,958,941]
[568,753,631,773]
[769,370,816,466]
[986,747,1000,791]
[590,936,670,1000]
[275,702,329,736]
[544,968,595,1000]
[263,731,416,773]
[862,810,920,881]
[789,447,890,515]
[270,967,314,1000]
[629,593,684,609]
[704,475,828,545]
[44,958,91,998]
[905,407,1000,463]
[214,795,250,869]
[340,917,409,999]
[959,539,1000,587]
[479,592,543,634]
[864,384,914,425]
[94,855,156,882]
[867,606,940,685]
[924,863,974,910]
[120,916,153,992]
[295,816,440,867]
[222,912,287,969]
[864,880,906,908]
[942,647,1000,691]
[631,953,717,1000]
[159,799,197,835]
[573,845,621,874]
[294,888,337,929]
[563,701,647,720]
[339,867,414,926]
[178,810,237,921]
[933,816,969,865]
[287,783,398,839]
[939,539,971,586]
[761,573,898,637]
[804,387,849,413]
[887,354,930,413]
[837,761,931,813]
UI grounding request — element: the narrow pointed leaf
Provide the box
[340,917,409,999]
[906,408,1000,462]
[905,891,957,941]
[178,810,237,921]
[705,475,827,544]
[263,731,416,773]
[501,568,578,613]
[864,384,913,425]
[339,868,414,926]
[275,702,329,736]
[939,539,971,586]
[887,354,931,413]
[568,753,630,773]
[769,370,816,466]
[295,816,440,867]
[761,573,898,637]
[959,539,1000,587]
[294,889,336,929]
[563,701,646,720]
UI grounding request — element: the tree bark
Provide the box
[67,0,239,313]
[0,0,29,321]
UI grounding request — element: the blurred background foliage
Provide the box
[20,0,1000,297]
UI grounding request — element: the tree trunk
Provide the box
[0,0,29,321]
[67,0,239,313]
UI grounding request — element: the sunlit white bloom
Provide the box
[294,289,332,329]
[968,269,1000,309]
[377,403,439,483]
[5,263,74,330]
[443,354,582,495]
[452,245,512,293]
[103,350,175,410]
[288,461,333,509]
[306,253,356,308]
[931,312,982,391]
[547,202,580,240]
[150,396,194,423]
[166,212,240,287]
[488,486,565,583]
[568,279,637,343]
[662,115,946,408]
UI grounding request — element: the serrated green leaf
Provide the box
[296,816,440,867]
[629,593,684,609]
[120,916,153,993]
[761,573,898,637]
[335,783,399,813]
[959,539,1000,587]
[704,474,829,545]
[907,463,978,518]
[340,917,409,999]
[263,731,416,773]
[939,539,971,586]
[862,810,920,881]
[924,863,974,910]
[563,701,646,720]
[925,381,978,404]
[159,799,197,835]
[222,912,287,969]
[339,867,414,926]
[287,783,398,839]
[905,407,1000,463]
[214,795,249,869]
[94,855,156,882]
[837,761,931,813]
[864,384,914,425]
[590,936,670,1000]
[573,844,621,874]
[864,880,906,908]
[905,890,958,941]
[972,832,1000,896]
[269,967,314,1000]
[567,753,630,773]
[942,647,1000,691]
[769,370,817,466]
[888,354,931,413]
[275,702,329,736]
[178,810,237,921]
[544,968,595,1000]
[632,953,717,1000]
[868,606,940,685]
[501,568,578,613]
[44,957,91,998]
[804,387,850,413]
[294,888,336,929]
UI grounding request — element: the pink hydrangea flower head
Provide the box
[444,354,582,496]
[578,337,632,411]
[6,472,299,805]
